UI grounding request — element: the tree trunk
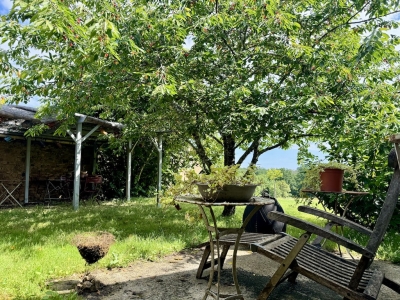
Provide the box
[222,134,236,216]
[222,204,236,216]
[192,132,213,174]
[223,135,235,166]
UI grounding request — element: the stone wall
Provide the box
[0,139,93,203]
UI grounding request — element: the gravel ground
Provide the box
[49,248,400,300]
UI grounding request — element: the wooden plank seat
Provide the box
[195,232,281,279]
[255,234,382,299]
[252,153,400,300]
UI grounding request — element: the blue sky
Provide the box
[0,0,324,170]
[0,1,11,14]
[237,145,325,170]
[21,97,41,108]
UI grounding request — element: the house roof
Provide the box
[0,105,124,145]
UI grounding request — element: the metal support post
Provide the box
[24,136,31,204]
[126,140,132,201]
[73,121,83,210]
[157,133,162,208]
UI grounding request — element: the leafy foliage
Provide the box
[2,0,400,218]
[96,141,159,198]
[318,143,400,229]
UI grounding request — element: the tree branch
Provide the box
[258,134,318,156]
[220,33,237,58]
[191,132,213,173]
[234,138,246,150]
[348,10,400,25]
[317,2,369,42]
[236,139,259,165]
[210,134,223,146]
[249,143,260,166]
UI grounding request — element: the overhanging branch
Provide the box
[236,139,259,165]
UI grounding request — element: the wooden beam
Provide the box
[268,211,374,258]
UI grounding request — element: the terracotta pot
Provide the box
[319,168,344,192]
[196,183,258,202]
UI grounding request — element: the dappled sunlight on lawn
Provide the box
[0,198,212,298]
[0,197,398,299]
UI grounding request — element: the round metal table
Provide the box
[175,195,275,300]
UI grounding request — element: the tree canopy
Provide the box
[1,0,400,216]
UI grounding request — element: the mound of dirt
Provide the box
[73,232,115,265]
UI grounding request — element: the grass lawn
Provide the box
[0,197,399,299]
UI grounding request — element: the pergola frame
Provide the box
[0,105,132,210]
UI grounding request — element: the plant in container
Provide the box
[300,161,358,193]
[165,164,261,203]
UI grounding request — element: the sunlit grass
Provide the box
[0,197,398,299]
[281,198,400,260]
[280,198,338,251]
[0,198,253,299]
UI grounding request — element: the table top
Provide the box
[301,189,369,196]
[175,195,275,206]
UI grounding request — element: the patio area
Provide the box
[49,248,400,300]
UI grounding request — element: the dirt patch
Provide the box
[70,232,116,295]
[48,248,400,300]
[73,232,115,265]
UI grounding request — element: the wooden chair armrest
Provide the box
[267,211,374,258]
[298,206,372,236]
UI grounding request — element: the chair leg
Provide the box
[257,232,311,300]
[383,277,400,294]
[219,244,230,269]
[287,270,299,283]
[197,244,211,279]
[277,268,299,284]
[94,193,101,205]
[91,195,101,205]
[94,188,103,204]
[196,244,231,279]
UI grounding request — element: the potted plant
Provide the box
[301,161,358,193]
[165,164,261,203]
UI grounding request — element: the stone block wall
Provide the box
[0,139,93,202]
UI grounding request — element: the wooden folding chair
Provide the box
[252,151,400,299]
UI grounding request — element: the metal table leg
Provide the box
[198,204,263,300]
[231,205,263,297]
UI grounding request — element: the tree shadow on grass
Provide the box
[0,200,205,250]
